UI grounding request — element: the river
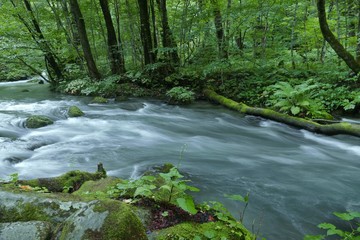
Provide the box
[0,80,359,239]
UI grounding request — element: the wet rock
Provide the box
[67,106,84,117]
[115,96,129,102]
[21,89,30,92]
[0,221,52,240]
[25,115,53,129]
[91,97,108,104]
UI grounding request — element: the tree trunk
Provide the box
[138,0,156,65]
[20,0,64,82]
[99,0,125,74]
[212,2,228,59]
[290,0,299,69]
[69,0,101,80]
[204,89,360,138]
[156,0,180,65]
[317,0,360,74]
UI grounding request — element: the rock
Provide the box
[91,97,108,104]
[25,115,53,129]
[56,200,147,240]
[67,106,84,117]
[115,96,129,102]
[21,89,30,92]
[0,221,52,240]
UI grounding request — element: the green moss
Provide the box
[68,106,85,117]
[25,115,54,128]
[91,96,108,104]
[0,202,50,223]
[92,200,147,240]
[152,221,253,240]
[73,177,122,200]
[18,170,105,193]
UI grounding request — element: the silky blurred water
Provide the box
[0,80,359,239]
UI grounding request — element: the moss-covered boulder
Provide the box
[151,221,253,240]
[18,170,106,193]
[25,115,53,128]
[55,199,147,240]
[91,97,108,104]
[0,221,52,240]
[68,106,85,117]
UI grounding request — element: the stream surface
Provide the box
[0,80,359,239]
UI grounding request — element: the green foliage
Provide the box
[111,167,199,214]
[264,81,329,118]
[304,211,360,240]
[166,87,195,105]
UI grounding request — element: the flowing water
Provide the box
[0,80,359,239]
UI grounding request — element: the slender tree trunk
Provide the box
[212,2,228,59]
[290,0,299,69]
[99,0,125,74]
[113,0,126,69]
[69,0,101,80]
[156,0,180,65]
[20,0,64,81]
[138,0,156,65]
[125,0,141,66]
[317,0,360,74]
[149,0,158,59]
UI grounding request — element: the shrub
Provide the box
[166,87,195,105]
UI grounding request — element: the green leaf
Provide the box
[176,196,197,215]
[303,235,325,240]
[204,230,216,238]
[327,229,344,237]
[318,223,336,230]
[134,186,154,197]
[334,212,355,221]
[193,236,202,240]
[159,185,172,192]
[224,194,246,202]
[291,106,301,115]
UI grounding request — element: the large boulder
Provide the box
[91,97,108,104]
[0,221,52,240]
[68,106,84,117]
[25,115,53,128]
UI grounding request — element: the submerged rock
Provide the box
[91,97,108,104]
[67,106,84,117]
[25,115,53,128]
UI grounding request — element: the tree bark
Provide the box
[317,0,360,74]
[19,0,64,82]
[99,0,125,74]
[69,0,101,80]
[156,0,180,65]
[204,89,360,138]
[212,2,228,59]
[138,0,156,65]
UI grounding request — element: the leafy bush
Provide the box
[304,211,360,240]
[264,81,330,119]
[166,87,195,105]
[110,167,199,214]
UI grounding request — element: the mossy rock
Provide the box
[18,170,106,193]
[57,200,147,240]
[25,115,53,128]
[151,221,253,240]
[91,97,108,104]
[115,96,129,102]
[73,177,122,200]
[68,106,85,117]
[0,221,52,240]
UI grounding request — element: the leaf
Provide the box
[318,223,336,230]
[224,194,246,202]
[141,175,156,182]
[204,230,216,238]
[327,229,344,237]
[134,186,154,197]
[334,212,355,221]
[303,235,325,240]
[193,236,202,240]
[291,106,301,115]
[176,196,197,215]
[159,185,172,192]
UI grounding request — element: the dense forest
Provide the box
[1,0,360,120]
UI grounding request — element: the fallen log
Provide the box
[204,89,360,138]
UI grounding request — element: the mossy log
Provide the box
[204,89,360,138]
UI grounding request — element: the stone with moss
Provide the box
[0,221,52,240]
[91,97,108,104]
[68,106,85,117]
[57,199,147,240]
[73,177,122,200]
[115,96,129,102]
[150,221,253,240]
[18,170,106,193]
[25,115,53,128]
